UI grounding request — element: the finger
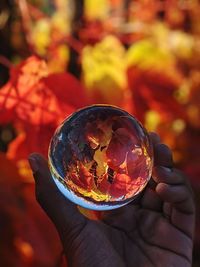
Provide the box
[156,183,195,214]
[141,186,162,212]
[149,132,161,145]
[154,166,194,211]
[28,153,87,239]
[156,182,195,238]
[163,202,172,218]
[153,143,173,168]
[153,167,184,185]
[154,166,194,198]
[139,210,193,261]
[141,134,170,212]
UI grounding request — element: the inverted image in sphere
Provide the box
[48,105,153,210]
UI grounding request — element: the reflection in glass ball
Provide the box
[48,105,153,210]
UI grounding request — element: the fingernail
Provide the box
[161,166,173,172]
[28,156,39,173]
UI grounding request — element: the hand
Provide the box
[28,133,195,267]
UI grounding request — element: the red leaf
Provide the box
[106,127,138,168]
[0,56,69,126]
[43,72,88,109]
[109,173,131,198]
[7,123,56,161]
[127,67,186,123]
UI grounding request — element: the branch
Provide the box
[0,55,12,68]
[16,0,34,53]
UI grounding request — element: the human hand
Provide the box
[28,133,195,267]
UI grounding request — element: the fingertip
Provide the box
[153,166,173,184]
[153,166,172,176]
[28,156,39,174]
[28,153,46,170]
[149,132,161,145]
[154,143,173,168]
[156,183,192,205]
[29,152,43,160]
[154,143,172,156]
[156,182,169,195]
[156,182,172,202]
[28,153,51,188]
[29,153,48,166]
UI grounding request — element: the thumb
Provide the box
[28,153,87,242]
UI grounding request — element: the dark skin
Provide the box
[28,133,195,267]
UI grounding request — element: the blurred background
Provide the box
[0,0,200,266]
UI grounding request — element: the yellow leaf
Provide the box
[126,39,174,71]
[84,0,110,20]
[31,19,51,56]
[82,35,127,105]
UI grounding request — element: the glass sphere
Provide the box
[48,105,153,210]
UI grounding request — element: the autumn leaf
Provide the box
[7,123,55,162]
[127,67,186,123]
[106,127,138,168]
[0,56,64,126]
[82,35,127,106]
[42,72,88,109]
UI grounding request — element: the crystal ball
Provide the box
[48,105,153,210]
